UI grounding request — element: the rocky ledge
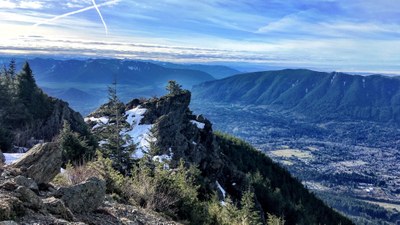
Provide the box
[0,143,178,224]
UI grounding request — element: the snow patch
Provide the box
[216,181,226,199]
[124,106,154,159]
[152,154,172,163]
[190,120,205,129]
[4,153,25,164]
[85,116,109,124]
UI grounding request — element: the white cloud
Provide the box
[0,0,45,9]
[0,0,17,8]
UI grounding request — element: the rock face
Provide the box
[11,142,61,184]
[55,177,106,213]
[13,98,87,148]
[140,91,223,177]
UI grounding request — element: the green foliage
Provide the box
[59,121,96,164]
[95,81,136,174]
[207,191,263,225]
[215,132,354,225]
[128,158,208,224]
[267,213,285,225]
[166,80,183,95]
[88,151,126,194]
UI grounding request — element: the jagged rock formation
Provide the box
[12,98,87,149]
[11,143,61,184]
[140,91,223,176]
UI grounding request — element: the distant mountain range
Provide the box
[0,57,241,115]
[26,58,215,88]
[193,69,400,123]
[153,61,241,79]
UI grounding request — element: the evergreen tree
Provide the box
[240,190,262,225]
[59,121,95,164]
[166,80,183,95]
[15,62,51,120]
[98,81,135,174]
[8,59,16,78]
[16,62,36,106]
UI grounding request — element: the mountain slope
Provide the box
[193,69,400,123]
[156,61,241,79]
[0,62,94,154]
[86,89,353,225]
[26,58,215,88]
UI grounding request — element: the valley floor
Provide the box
[191,101,400,225]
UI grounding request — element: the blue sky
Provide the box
[0,0,399,73]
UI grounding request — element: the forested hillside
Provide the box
[0,60,94,154]
[193,69,400,123]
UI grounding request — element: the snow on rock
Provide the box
[85,116,109,124]
[4,153,25,164]
[216,181,226,199]
[190,120,205,129]
[152,154,172,163]
[124,106,154,159]
[98,140,108,147]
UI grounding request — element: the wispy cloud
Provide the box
[0,0,45,9]
[1,0,400,73]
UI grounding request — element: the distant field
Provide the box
[271,149,313,159]
[364,200,400,211]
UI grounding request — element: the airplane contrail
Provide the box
[32,0,118,34]
[91,0,108,35]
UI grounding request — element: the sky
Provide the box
[0,0,399,73]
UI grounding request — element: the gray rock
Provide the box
[43,197,74,221]
[0,194,24,221]
[55,177,106,213]
[14,176,38,191]
[0,181,17,191]
[16,186,43,210]
[11,143,62,184]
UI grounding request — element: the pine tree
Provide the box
[98,81,135,174]
[166,80,183,95]
[59,121,95,164]
[8,59,16,78]
[16,62,36,106]
[240,190,262,225]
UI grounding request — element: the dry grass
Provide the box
[271,149,313,159]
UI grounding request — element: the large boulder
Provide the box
[16,186,43,210]
[0,194,24,220]
[43,197,75,221]
[55,177,106,213]
[11,143,61,184]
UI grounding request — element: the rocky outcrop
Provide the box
[42,197,75,221]
[9,97,89,151]
[11,142,61,184]
[55,177,106,213]
[130,91,224,179]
